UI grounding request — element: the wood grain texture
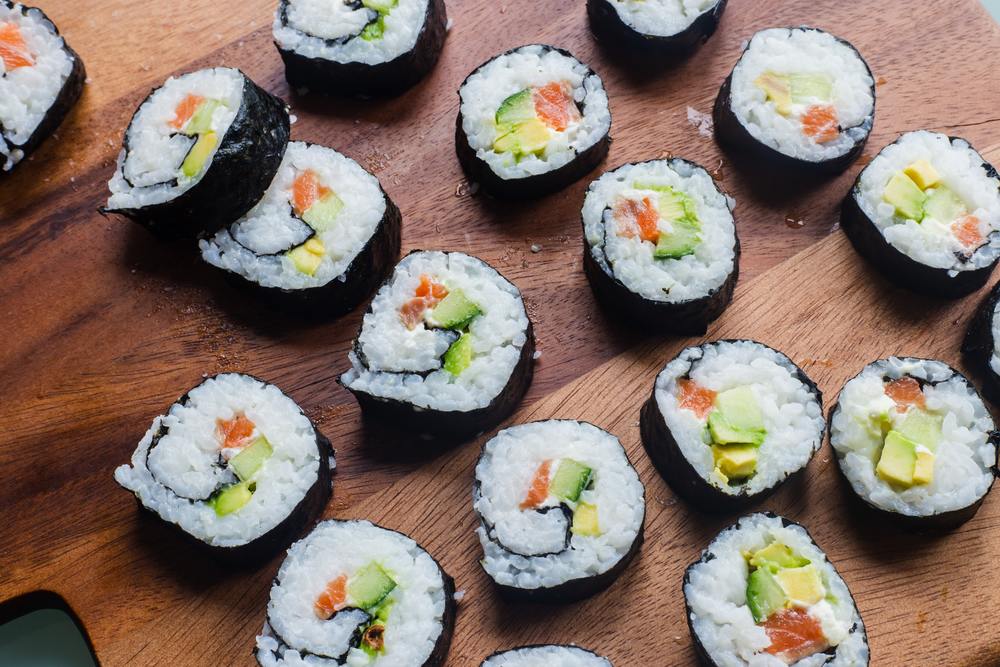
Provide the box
[3,0,1000,665]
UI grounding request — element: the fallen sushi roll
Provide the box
[829,357,998,529]
[273,0,447,97]
[456,45,611,199]
[582,158,739,335]
[841,131,1000,298]
[962,281,1000,402]
[481,646,612,667]
[640,340,824,512]
[104,67,290,239]
[714,27,875,175]
[474,420,645,602]
[114,373,333,563]
[255,519,455,667]
[586,0,727,59]
[199,142,401,316]
[684,513,869,666]
[340,250,534,440]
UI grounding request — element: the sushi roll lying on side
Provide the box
[114,373,333,563]
[641,340,824,511]
[200,142,401,316]
[586,0,727,59]
[341,250,534,441]
[256,519,455,667]
[829,357,998,529]
[104,67,290,239]
[0,1,85,175]
[481,646,612,667]
[582,159,739,335]
[474,420,645,601]
[456,45,611,199]
[841,131,1000,298]
[273,0,447,96]
[714,27,875,175]
[684,513,869,666]
[962,280,1000,402]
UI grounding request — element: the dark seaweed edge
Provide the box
[454,44,611,200]
[712,26,875,176]
[962,280,1000,403]
[640,339,824,513]
[480,644,611,666]
[682,512,870,667]
[840,133,1000,299]
[586,0,727,60]
[580,158,740,335]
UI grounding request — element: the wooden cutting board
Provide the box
[3,0,1000,664]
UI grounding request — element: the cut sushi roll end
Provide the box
[586,0,728,61]
[962,280,1000,403]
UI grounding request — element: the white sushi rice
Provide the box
[105,68,242,210]
[459,45,610,180]
[583,159,737,303]
[475,420,644,591]
[0,2,74,171]
[200,142,385,290]
[653,341,824,496]
[274,0,427,66]
[114,374,324,547]
[830,357,996,517]
[607,0,717,37]
[685,513,868,667]
[341,251,530,412]
[256,520,448,667]
[991,302,1000,376]
[854,131,1000,273]
[482,645,612,667]
[729,28,874,162]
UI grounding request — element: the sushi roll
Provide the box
[640,340,824,512]
[582,158,739,335]
[841,131,1000,298]
[481,646,612,666]
[684,513,869,666]
[962,280,1000,402]
[473,420,645,602]
[829,357,999,530]
[114,373,333,563]
[273,0,447,97]
[1,1,84,175]
[103,67,290,239]
[714,27,875,176]
[456,45,611,199]
[340,250,534,441]
[255,519,455,667]
[199,142,401,316]
[586,0,727,59]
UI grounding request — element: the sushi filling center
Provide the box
[283,0,399,45]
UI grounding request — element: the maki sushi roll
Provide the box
[582,159,739,335]
[841,131,1000,298]
[473,420,645,601]
[714,27,875,175]
[340,250,534,441]
[481,646,612,666]
[962,280,1000,402]
[273,0,447,97]
[586,0,727,59]
[829,357,998,529]
[640,340,824,511]
[114,373,333,563]
[684,513,869,666]
[456,45,611,199]
[0,1,85,174]
[104,67,290,239]
[199,142,401,316]
[255,519,455,667]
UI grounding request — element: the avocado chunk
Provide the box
[425,288,481,330]
[903,159,941,190]
[302,192,344,231]
[550,459,593,503]
[750,542,810,572]
[789,73,833,103]
[571,502,600,536]
[912,448,935,485]
[230,436,273,482]
[896,409,942,451]
[875,430,918,487]
[747,567,788,623]
[210,481,253,516]
[362,0,397,11]
[443,333,473,376]
[349,563,397,610]
[708,386,766,446]
[288,238,325,276]
[883,172,927,221]
[361,16,386,41]
[655,218,701,259]
[181,131,218,179]
[922,185,966,223]
[776,564,825,607]
[493,118,550,157]
[185,99,221,135]
[495,89,536,127]
[754,71,792,115]
[711,444,757,481]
